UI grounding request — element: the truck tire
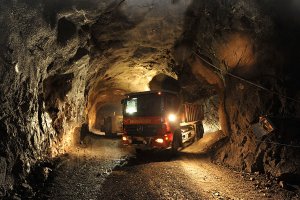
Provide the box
[195,122,204,141]
[135,148,143,154]
[171,130,182,155]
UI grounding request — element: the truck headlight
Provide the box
[155,138,164,143]
[122,136,128,141]
[168,114,177,122]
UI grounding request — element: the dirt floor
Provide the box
[35,133,299,200]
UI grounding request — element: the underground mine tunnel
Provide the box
[1,0,300,199]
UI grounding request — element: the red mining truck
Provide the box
[121,90,204,153]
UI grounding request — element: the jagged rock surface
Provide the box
[175,0,300,180]
[0,0,300,197]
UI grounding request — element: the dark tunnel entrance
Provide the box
[92,103,123,136]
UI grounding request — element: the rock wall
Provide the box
[0,0,93,196]
[1,0,300,197]
[0,0,188,196]
[202,95,220,133]
[175,0,300,179]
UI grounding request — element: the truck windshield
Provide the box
[124,94,162,117]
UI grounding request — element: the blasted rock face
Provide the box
[0,0,97,195]
[0,1,188,195]
[149,73,180,92]
[1,0,300,197]
[174,0,300,179]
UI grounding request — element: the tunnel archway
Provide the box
[95,103,122,129]
[1,1,300,197]
[86,88,125,133]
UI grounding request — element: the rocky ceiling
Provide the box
[1,0,300,196]
[86,0,189,129]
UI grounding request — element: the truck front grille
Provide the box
[124,124,161,136]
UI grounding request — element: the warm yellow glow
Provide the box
[164,134,169,141]
[217,32,255,69]
[122,136,128,141]
[144,85,150,91]
[168,114,177,122]
[155,138,164,143]
[62,127,75,151]
[202,120,220,133]
[51,125,79,157]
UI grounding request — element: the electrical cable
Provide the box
[191,50,300,148]
[192,50,300,103]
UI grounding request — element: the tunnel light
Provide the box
[168,114,177,122]
[155,138,164,144]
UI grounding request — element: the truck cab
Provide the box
[121,90,204,153]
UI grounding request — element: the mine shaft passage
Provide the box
[1,0,300,199]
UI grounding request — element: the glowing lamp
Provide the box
[126,107,136,114]
[168,114,177,122]
[155,138,164,144]
[122,136,128,141]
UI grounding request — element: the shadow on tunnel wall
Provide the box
[149,73,180,92]
[90,0,147,54]
[257,0,300,94]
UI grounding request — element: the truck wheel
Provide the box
[135,148,143,154]
[195,123,204,141]
[171,130,182,155]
